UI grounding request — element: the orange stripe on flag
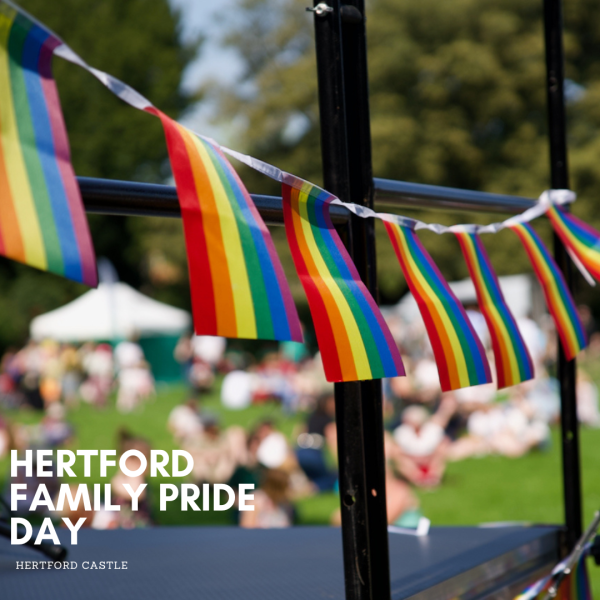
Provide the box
[290,187,357,380]
[177,125,237,337]
[0,117,25,261]
[389,224,460,389]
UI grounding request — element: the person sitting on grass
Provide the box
[239,467,294,529]
[448,394,550,461]
[167,398,204,444]
[185,416,247,485]
[390,397,456,488]
[296,392,338,492]
[240,433,295,528]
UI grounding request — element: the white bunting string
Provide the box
[218,143,576,235]
[218,144,591,283]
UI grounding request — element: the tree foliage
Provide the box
[210,0,600,305]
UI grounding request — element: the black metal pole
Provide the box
[543,0,583,551]
[340,2,392,599]
[311,2,392,599]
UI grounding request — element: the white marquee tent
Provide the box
[30,282,191,342]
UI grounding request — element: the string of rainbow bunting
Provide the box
[1,2,303,343]
[384,222,491,392]
[2,0,598,390]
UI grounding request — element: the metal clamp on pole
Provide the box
[306,3,333,16]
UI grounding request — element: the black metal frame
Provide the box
[543,0,583,552]
[73,0,581,597]
[79,175,539,218]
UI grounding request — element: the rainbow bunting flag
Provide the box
[514,554,592,600]
[509,223,586,360]
[455,231,534,388]
[384,222,491,391]
[282,181,404,382]
[0,4,96,286]
[148,108,302,341]
[513,574,553,600]
[547,205,600,282]
[558,555,593,600]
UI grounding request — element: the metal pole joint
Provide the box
[306,3,334,16]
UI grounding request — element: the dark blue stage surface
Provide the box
[1,525,559,599]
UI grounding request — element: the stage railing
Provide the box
[78,176,538,220]
[373,178,536,214]
[77,177,313,225]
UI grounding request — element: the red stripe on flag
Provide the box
[149,108,217,335]
[385,223,450,390]
[283,184,342,382]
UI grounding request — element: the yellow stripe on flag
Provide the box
[0,8,46,270]
[395,225,471,388]
[296,183,371,380]
[190,133,256,339]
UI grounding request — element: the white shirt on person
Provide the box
[394,422,444,457]
[191,336,226,366]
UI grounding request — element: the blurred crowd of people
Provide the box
[165,304,600,528]
[1,301,600,532]
[0,338,155,415]
[173,332,330,414]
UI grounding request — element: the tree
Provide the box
[0,0,197,350]
[209,0,600,306]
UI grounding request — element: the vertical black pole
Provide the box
[543,0,583,551]
[311,2,392,599]
[340,1,392,598]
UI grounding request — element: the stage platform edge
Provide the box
[0,525,560,600]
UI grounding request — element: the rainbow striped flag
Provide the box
[514,555,592,600]
[455,231,534,388]
[150,108,302,341]
[547,205,600,282]
[514,552,592,600]
[385,222,491,391]
[509,223,585,360]
[560,555,593,600]
[513,574,553,600]
[282,181,404,382]
[0,4,96,286]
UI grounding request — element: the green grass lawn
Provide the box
[1,382,599,594]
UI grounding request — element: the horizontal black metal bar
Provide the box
[78,176,180,218]
[77,176,351,226]
[78,176,539,222]
[374,178,537,214]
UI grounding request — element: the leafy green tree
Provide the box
[0,0,197,350]
[209,0,600,306]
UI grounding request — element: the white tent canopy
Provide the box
[30,282,191,342]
